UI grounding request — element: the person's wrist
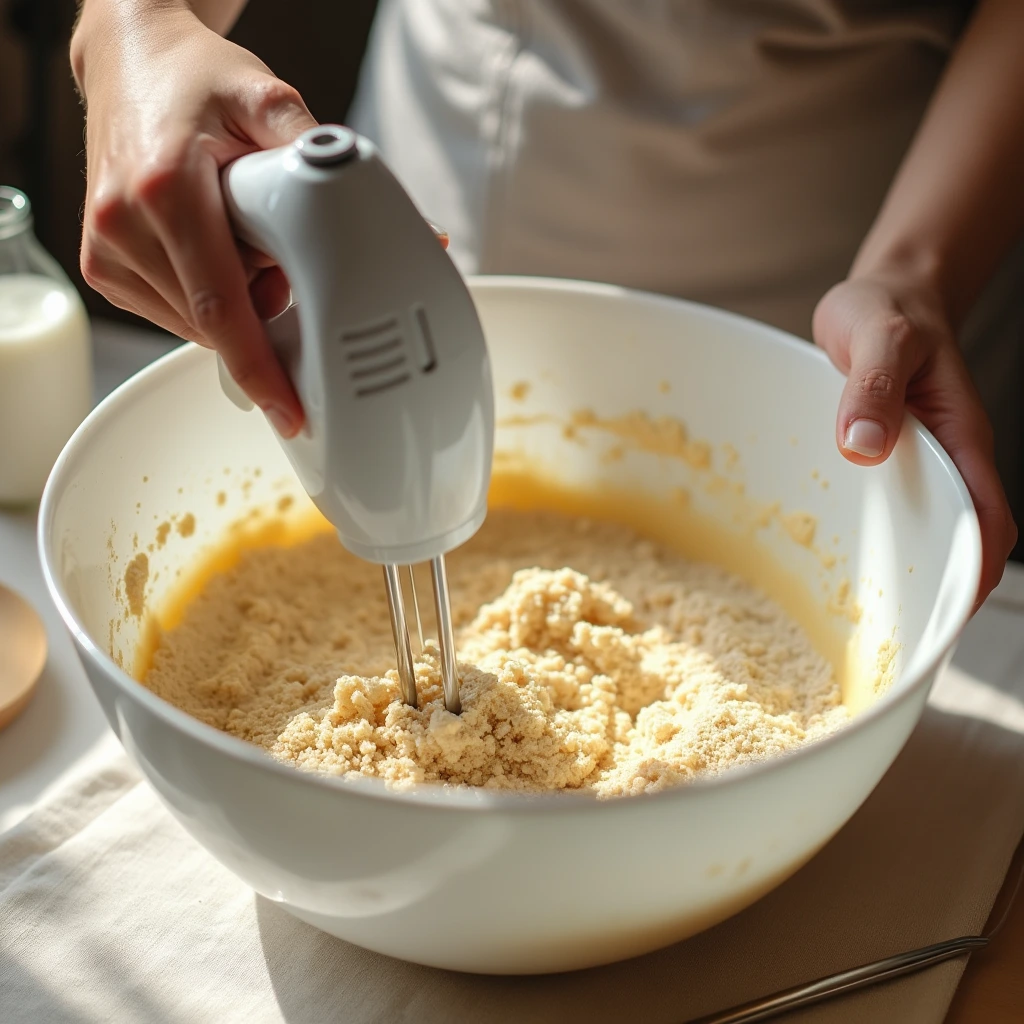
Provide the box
[71,1,110,97]
[71,0,197,99]
[851,237,943,289]
[848,235,964,326]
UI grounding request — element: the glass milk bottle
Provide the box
[0,186,93,505]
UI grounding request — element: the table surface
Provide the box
[0,320,1021,1022]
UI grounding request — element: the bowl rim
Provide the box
[37,274,982,815]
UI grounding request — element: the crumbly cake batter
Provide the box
[142,509,848,797]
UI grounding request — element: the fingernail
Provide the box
[427,219,450,247]
[844,418,886,458]
[264,405,297,438]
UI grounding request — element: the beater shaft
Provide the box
[430,555,461,715]
[405,564,425,652]
[382,564,418,707]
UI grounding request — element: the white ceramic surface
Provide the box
[38,278,980,974]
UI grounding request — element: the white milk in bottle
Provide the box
[0,187,93,504]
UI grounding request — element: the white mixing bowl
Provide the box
[39,277,980,974]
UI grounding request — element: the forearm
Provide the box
[72,0,249,93]
[852,0,1024,327]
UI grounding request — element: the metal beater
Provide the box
[218,126,494,713]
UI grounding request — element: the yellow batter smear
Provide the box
[124,553,149,618]
[782,511,817,548]
[568,408,712,468]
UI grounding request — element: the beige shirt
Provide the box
[350,0,975,337]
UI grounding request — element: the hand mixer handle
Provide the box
[218,126,494,567]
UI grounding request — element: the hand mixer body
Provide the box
[221,126,493,712]
[221,127,494,567]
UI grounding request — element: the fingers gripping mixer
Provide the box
[220,125,494,714]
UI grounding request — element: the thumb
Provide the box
[235,78,319,149]
[834,313,922,465]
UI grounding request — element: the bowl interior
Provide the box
[44,276,979,724]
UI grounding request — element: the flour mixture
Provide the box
[142,508,848,797]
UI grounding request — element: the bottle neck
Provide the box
[0,186,33,243]
[0,186,69,284]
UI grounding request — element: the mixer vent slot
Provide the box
[347,337,401,362]
[354,372,410,397]
[342,315,411,397]
[342,317,398,344]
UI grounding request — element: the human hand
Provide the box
[73,6,317,436]
[813,272,1016,609]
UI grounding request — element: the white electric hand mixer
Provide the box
[218,125,494,714]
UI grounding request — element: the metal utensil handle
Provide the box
[687,936,988,1024]
[688,823,1024,1024]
